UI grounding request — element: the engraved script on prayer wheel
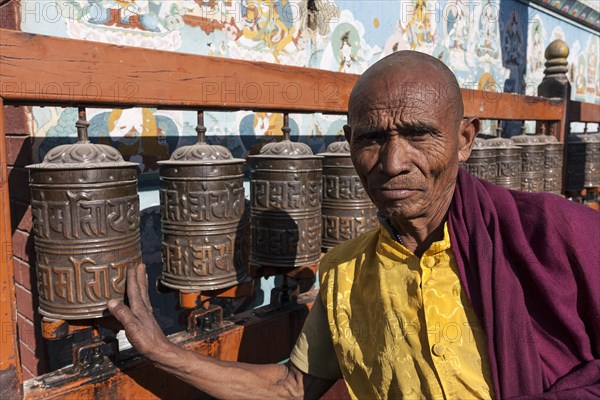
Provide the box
[27,110,141,320]
[159,112,247,291]
[566,131,600,191]
[247,115,322,268]
[512,134,546,192]
[487,137,522,190]
[463,138,497,184]
[539,135,564,194]
[319,140,378,250]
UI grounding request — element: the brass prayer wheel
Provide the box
[540,135,564,194]
[487,137,522,190]
[247,114,322,268]
[27,109,141,320]
[159,112,248,292]
[319,140,378,250]
[566,131,600,191]
[512,134,546,192]
[464,138,497,184]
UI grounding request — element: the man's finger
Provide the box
[126,265,145,312]
[108,299,135,325]
[108,300,146,349]
[136,263,153,312]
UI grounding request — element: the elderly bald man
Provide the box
[109,51,600,399]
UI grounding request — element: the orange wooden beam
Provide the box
[461,89,565,121]
[0,29,354,113]
[0,97,23,398]
[568,101,600,124]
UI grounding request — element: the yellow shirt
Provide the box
[291,224,494,399]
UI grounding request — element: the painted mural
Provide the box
[541,0,599,28]
[21,0,599,178]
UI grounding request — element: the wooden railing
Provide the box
[1,29,566,120]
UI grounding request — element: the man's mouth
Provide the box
[380,187,419,200]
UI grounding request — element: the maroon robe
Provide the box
[448,168,600,399]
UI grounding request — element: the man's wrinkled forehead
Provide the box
[350,80,460,119]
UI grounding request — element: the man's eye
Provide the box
[406,125,442,138]
[407,128,433,137]
[359,132,383,143]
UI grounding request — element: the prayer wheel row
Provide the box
[462,137,521,190]
[28,111,376,320]
[463,134,564,194]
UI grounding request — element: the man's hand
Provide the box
[107,263,336,399]
[108,263,172,361]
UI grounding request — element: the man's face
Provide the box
[345,74,464,221]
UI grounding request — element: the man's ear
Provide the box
[343,125,352,143]
[458,117,479,162]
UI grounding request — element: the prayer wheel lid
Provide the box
[473,138,493,149]
[162,142,241,164]
[159,111,242,164]
[539,135,559,143]
[568,133,600,143]
[28,142,137,169]
[486,137,519,148]
[511,134,547,145]
[27,110,136,169]
[258,139,315,157]
[327,140,351,153]
[319,140,351,156]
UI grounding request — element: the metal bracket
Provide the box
[187,305,232,337]
[270,284,299,306]
[72,337,119,374]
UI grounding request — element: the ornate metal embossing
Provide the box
[159,111,248,291]
[248,158,322,267]
[539,135,564,194]
[487,137,522,190]
[32,192,139,240]
[319,140,378,249]
[161,181,244,222]
[28,108,141,320]
[323,176,366,200]
[512,132,546,192]
[566,131,600,191]
[259,140,313,156]
[247,114,322,268]
[588,135,600,187]
[251,178,322,210]
[464,139,497,183]
[37,254,135,311]
[322,214,378,243]
[162,234,240,280]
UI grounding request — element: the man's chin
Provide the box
[379,206,420,221]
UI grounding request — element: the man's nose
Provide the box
[378,138,412,176]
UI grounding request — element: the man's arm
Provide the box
[108,263,336,399]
